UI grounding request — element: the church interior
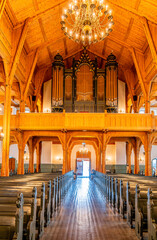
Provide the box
[0,0,157,239]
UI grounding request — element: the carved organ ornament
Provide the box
[51,50,118,113]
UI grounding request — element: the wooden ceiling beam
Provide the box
[63,48,83,60]
[9,18,31,85]
[33,67,48,111]
[108,35,143,54]
[107,0,157,25]
[141,17,157,67]
[29,36,65,53]
[130,47,147,97]
[87,49,107,61]
[0,0,6,18]
[23,49,39,101]
[123,68,136,111]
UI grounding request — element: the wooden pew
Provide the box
[0,183,45,239]
[147,188,157,240]
[0,193,24,240]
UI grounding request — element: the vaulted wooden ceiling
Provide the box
[0,0,157,111]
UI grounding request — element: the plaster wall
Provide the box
[106,144,116,165]
[51,144,63,164]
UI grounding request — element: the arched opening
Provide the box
[139,144,145,174]
[24,144,30,173]
[9,144,18,174]
[71,144,96,177]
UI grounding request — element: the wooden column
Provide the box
[62,131,68,174]
[1,84,11,176]
[28,138,34,173]
[102,132,107,174]
[0,0,7,19]
[17,132,25,175]
[96,146,101,172]
[145,95,150,113]
[99,149,102,172]
[144,133,152,176]
[67,149,71,172]
[127,142,132,173]
[134,138,140,174]
[20,100,25,112]
[36,141,42,173]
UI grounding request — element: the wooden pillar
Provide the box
[144,133,152,176]
[145,95,150,113]
[96,146,101,172]
[62,131,68,174]
[20,100,25,112]
[102,132,108,174]
[28,138,34,173]
[134,138,140,174]
[17,132,25,175]
[99,148,102,172]
[127,142,132,173]
[1,84,11,176]
[36,141,41,173]
[67,149,71,172]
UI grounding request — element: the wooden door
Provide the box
[9,157,15,172]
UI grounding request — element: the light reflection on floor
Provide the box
[41,178,138,240]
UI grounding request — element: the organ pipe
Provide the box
[105,53,118,113]
[52,53,64,112]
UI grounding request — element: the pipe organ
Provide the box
[51,50,118,113]
[105,53,118,113]
[52,53,64,112]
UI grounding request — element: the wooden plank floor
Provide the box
[41,178,138,240]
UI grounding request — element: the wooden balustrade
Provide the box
[0,113,155,131]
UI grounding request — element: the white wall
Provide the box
[106,144,116,165]
[71,144,96,171]
[51,144,63,164]
[151,145,157,160]
[115,142,126,165]
[118,80,126,113]
[43,80,51,112]
[9,144,18,161]
[41,141,52,164]
[131,149,134,165]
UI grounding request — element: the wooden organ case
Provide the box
[51,50,118,113]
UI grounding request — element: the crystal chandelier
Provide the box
[60,0,114,45]
[79,143,88,153]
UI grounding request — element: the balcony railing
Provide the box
[0,112,154,131]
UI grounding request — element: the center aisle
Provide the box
[41,178,138,240]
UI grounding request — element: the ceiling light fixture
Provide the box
[60,0,114,45]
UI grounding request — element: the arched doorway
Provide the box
[76,150,91,177]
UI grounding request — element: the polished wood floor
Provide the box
[41,178,138,240]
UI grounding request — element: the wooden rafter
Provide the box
[0,0,6,18]
[141,17,157,66]
[130,47,147,97]
[63,49,83,60]
[33,67,48,110]
[9,18,31,85]
[23,49,39,101]
[123,68,136,111]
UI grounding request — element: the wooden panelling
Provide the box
[0,112,153,131]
